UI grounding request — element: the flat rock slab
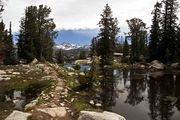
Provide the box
[78,111,126,120]
[37,107,67,118]
[0,70,6,74]
[5,110,32,120]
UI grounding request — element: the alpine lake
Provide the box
[0,64,180,120]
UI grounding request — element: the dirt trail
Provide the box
[29,63,71,120]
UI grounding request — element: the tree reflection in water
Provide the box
[125,70,147,106]
[148,74,176,120]
[98,68,180,120]
[100,67,118,110]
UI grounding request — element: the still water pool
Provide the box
[101,69,180,120]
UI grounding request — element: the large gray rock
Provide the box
[37,107,67,118]
[5,110,31,120]
[78,111,126,120]
[149,60,165,70]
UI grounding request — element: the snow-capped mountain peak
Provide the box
[54,42,82,50]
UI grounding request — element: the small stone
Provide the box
[60,103,65,107]
[71,112,74,116]
[89,100,94,105]
[71,98,75,102]
[55,86,63,91]
[75,92,80,94]
[95,103,102,107]
[67,110,72,113]
[12,72,20,75]
[79,72,85,76]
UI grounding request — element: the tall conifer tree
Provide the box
[149,2,162,61]
[3,22,16,64]
[93,4,120,65]
[17,5,57,62]
[123,37,129,58]
[160,0,179,63]
[127,18,147,62]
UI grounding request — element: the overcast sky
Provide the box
[1,0,180,33]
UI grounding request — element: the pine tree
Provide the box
[3,22,16,65]
[17,6,37,62]
[17,5,57,63]
[90,37,99,58]
[37,5,57,61]
[123,36,129,62]
[127,18,147,62]
[0,20,5,64]
[94,4,120,65]
[160,0,179,63]
[176,24,180,62]
[56,49,64,64]
[79,51,86,60]
[149,2,162,61]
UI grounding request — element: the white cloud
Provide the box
[1,0,180,32]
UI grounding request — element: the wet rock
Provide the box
[149,60,165,70]
[37,107,67,118]
[5,110,32,120]
[78,111,126,120]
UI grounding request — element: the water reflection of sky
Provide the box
[104,69,180,120]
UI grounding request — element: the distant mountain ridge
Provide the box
[53,42,90,51]
[54,29,99,45]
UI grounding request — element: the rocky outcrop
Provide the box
[171,62,179,68]
[5,110,32,120]
[149,60,165,70]
[78,111,126,120]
